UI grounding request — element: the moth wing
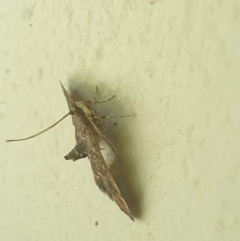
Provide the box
[87,133,134,221]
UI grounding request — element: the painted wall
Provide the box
[1,0,239,240]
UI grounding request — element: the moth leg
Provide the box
[101,113,136,119]
[93,95,116,104]
[91,85,116,104]
[93,86,100,102]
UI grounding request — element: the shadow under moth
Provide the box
[7,82,134,221]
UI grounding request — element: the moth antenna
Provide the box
[6,112,71,142]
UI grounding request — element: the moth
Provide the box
[7,82,134,221]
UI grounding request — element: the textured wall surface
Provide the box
[1,1,240,240]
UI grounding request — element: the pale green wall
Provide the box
[1,0,240,240]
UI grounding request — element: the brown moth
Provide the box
[7,82,134,221]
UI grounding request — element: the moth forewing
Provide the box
[85,128,134,221]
